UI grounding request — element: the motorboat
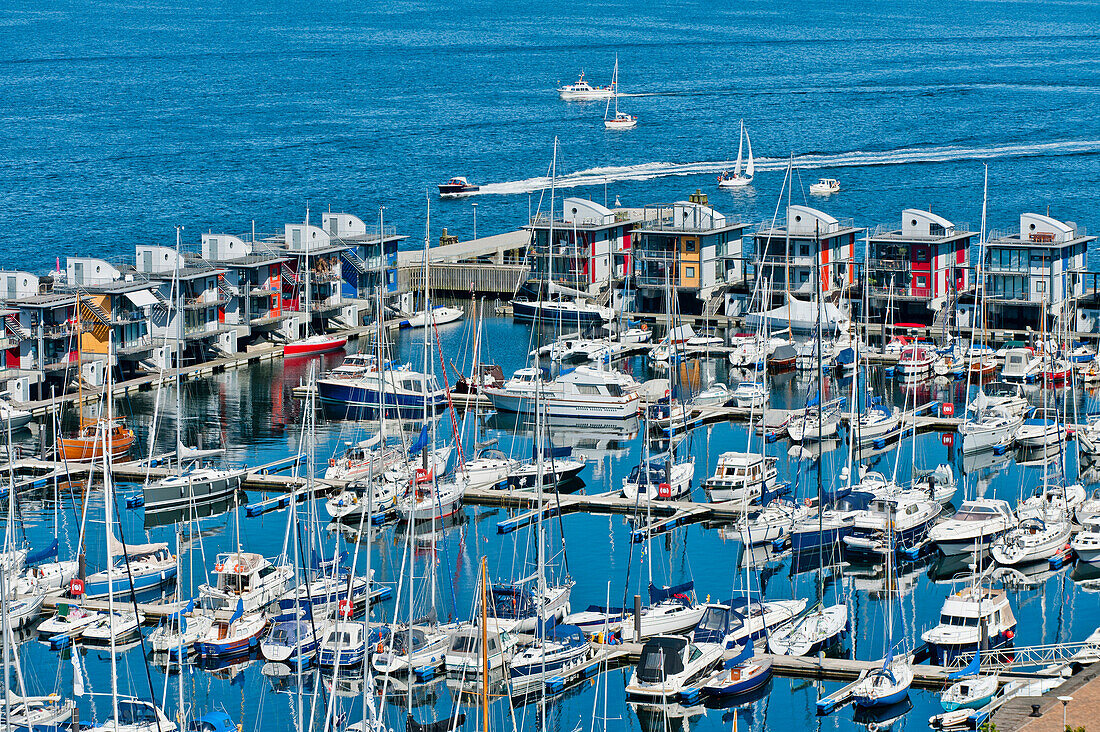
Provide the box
[702,451,778,504]
[1000,348,1041,382]
[437,177,479,197]
[399,305,465,329]
[717,119,754,188]
[561,605,631,636]
[621,454,694,502]
[509,624,592,695]
[809,178,840,195]
[445,624,515,674]
[1070,519,1100,564]
[767,603,849,656]
[483,366,641,420]
[920,586,1016,665]
[896,344,937,379]
[842,494,940,556]
[968,381,1029,416]
[318,367,448,420]
[86,698,178,732]
[198,552,294,613]
[928,499,1014,555]
[624,635,723,699]
[81,610,145,645]
[557,70,614,100]
[850,654,913,708]
[506,447,586,490]
[284,333,347,358]
[278,572,372,618]
[1022,482,1086,516]
[789,491,875,553]
[195,609,268,658]
[510,297,614,325]
[142,464,246,514]
[326,352,377,378]
[317,621,368,667]
[37,603,101,643]
[910,463,958,505]
[372,623,455,675]
[730,381,767,410]
[324,436,407,482]
[990,512,1072,566]
[1015,408,1063,449]
[16,559,78,596]
[959,406,1022,453]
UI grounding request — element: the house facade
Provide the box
[754,205,861,299]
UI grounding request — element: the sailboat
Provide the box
[284,209,347,358]
[603,57,637,130]
[718,120,755,188]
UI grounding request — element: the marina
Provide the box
[3,2,1100,732]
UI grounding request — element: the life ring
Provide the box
[329,458,336,467]
[641,323,647,331]
[234,564,242,573]
[215,563,224,572]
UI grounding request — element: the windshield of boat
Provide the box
[392,629,427,653]
[939,614,979,626]
[954,505,1001,521]
[696,607,727,632]
[117,702,159,726]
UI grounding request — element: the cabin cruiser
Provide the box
[437,177,478,197]
[767,603,849,656]
[509,624,592,695]
[1022,482,1086,516]
[483,366,640,420]
[324,435,407,482]
[692,382,733,407]
[372,621,457,674]
[317,367,448,420]
[317,620,368,666]
[445,624,516,674]
[921,586,1016,665]
[198,552,294,613]
[81,610,146,645]
[621,454,694,502]
[1015,408,1064,449]
[624,635,723,699]
[897,344,937,379]
[557,70,614,100]
[37,603,101,643]
[809,178,841,195]
[1070,518,1100,564]
[928,499,1014,555]
[990,510,1072,566]
[940,672,999,712]
[1000,348,1041,382]
[959,406,1022,453]
[703,451,778,504]
[843,494,940,556]
[730,380,767,410]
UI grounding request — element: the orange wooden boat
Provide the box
[59,419,135,462]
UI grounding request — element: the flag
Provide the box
[71,650,85,697]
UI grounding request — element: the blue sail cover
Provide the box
[229,597,244,625]
[26,539,59,564]
[408,425,430,456]
[724,636,754,669]
[947,649,981,680]
[649,580,694,605]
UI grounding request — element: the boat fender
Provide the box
[1005,630,1014,640]
[376,641,384,653]
[329,459,336,467]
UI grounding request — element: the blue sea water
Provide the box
[3,2,1100,732]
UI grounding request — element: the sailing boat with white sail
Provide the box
[603,57,637,130]
[718,119,755,188]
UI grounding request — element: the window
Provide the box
[685,266,695,278]
[1036,280,1045,293]
[684,240,696,253]
[799,244,810,257]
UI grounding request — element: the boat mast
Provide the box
[479,556,489,732]
[105,332,120,728]
[173,226,183,471]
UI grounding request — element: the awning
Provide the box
[124,289,159,307]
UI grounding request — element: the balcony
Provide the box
[867,258,911,273]
[184,296,228,310]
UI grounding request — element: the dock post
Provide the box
[634,595,642,642]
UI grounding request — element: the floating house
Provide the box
[866,209,975,325]
[754,205,861,300]
[319,211,405,306]
[630,192,746,314]
[200,233,289,345]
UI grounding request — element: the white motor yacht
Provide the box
[703,452,778,504]
[809,178,841,195]
[928,499,1014,555]
[1015,408,1064,448]
[556,70,614,100]
[198,552,294,613]
[921,586,1016,665]
[484,366,641,420]
[624,635,723,699]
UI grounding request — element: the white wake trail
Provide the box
[475,140,1100,196]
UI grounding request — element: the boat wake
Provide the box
[475,139,1100,195]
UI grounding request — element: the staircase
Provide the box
[3,314,28,341]
[703,293,724,317]
[218,278,237,301]
[281,263,299,288]
[340,248,368,275]
[77,297,111,339]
